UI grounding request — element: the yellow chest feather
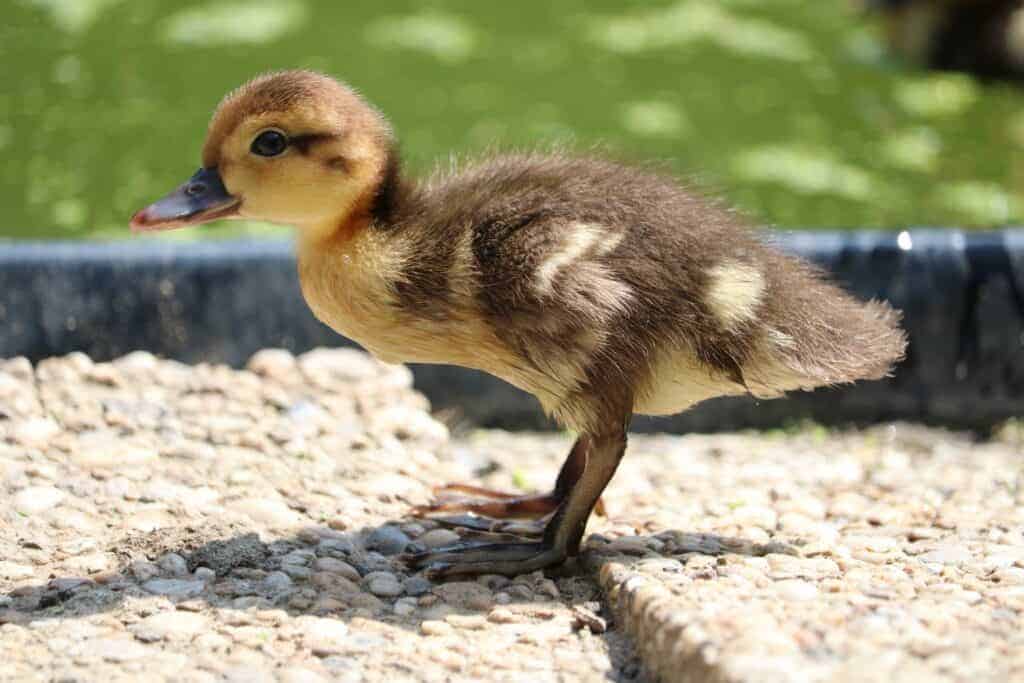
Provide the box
[295,231,516,373]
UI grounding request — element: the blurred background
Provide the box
[3,0,1024,240]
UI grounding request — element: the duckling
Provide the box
[862,0,1024,81]
[131,71,906,577]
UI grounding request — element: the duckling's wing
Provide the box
[393,153,905,427]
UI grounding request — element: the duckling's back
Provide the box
[382,152,906,429]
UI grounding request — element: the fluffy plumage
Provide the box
[133,71,907,577]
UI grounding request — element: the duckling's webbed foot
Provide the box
[410,485,561,520]
[404,428,627,578]
[410,437,605,523]
[405,540,568,579]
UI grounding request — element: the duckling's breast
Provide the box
[296,229,524,376]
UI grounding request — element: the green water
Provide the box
[4,0,1024,239]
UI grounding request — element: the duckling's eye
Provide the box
[251,130,288,157]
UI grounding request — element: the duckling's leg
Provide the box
[411,438,602,520]
[404,426,627,578]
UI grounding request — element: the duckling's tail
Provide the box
[747,259,907,396]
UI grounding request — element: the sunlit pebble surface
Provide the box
[0,350,640,683]
[0,350,1022,682]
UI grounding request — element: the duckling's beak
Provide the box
[130,167,241,232]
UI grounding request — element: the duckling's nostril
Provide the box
[185,182,207,197]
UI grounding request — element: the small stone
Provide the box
[311,572,361,595]
[141,579,205,599]
[393,597,418,617]
[194,567,216,583]
[364,526,411,555]
[571,605,607,634]
[433,581,494,610]
[535,578,560,600]
[420,620,453,636]
[993,568,1024,585]
[297,616,350,656]
[247,349,297,379]
[231,498,303,528]
[327,517,350,531]
[445,614,487,630]
[729,505,779,530]
[419,529,460,549]
[11,418,60,448]
[188,533,267,576]
[317,537,355,558]
[313,557,361,582]
[130,611,209,642]
[89,637,150,662]
[403,576,433,597]
[604,536,650,555]
[371,406,449,443]
[919,545,973,566]
[364,572,403,597]
[130,561,160,582]
[773,579,819,601]
[0,562,34,580]
[157,553,189,577]
[262,571,294,594]
[279,668,328,683]
[487,607,519,624]
[48,577,92,594]
[13,485,65,514]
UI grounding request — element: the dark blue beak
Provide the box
[131,167,240,232]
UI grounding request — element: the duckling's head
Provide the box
[131,70,395,239]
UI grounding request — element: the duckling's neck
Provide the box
[294,147,415,250]
[369,146,410,226]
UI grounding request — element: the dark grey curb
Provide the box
[1,229,1022,431]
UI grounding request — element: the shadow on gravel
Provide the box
[1,521,790,628]
[0,523,792,682]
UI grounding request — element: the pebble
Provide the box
[297,616,350,657]
[130,611,209,642]
[279,668,329,683]
[363,526,411,555]
[571,605,607,634]
[919,545,974,566]
[487,607,519,624]
[194,567,216,583]
[0,562,34,580]
[393,597,418,617]
[157,553,189,577]
[313,557,361,582]
[141,579,206,600]
[13,485,65,513]
[773,579,819,602]
[190,532,267,575]
[317,537,355,558]
[88,638,151,662]
[402,576,433,597]
[230,498,303,528]
[446,614,487,630]
[364,572,403,597]
[729,505,779,530]
[418,529,461,549]
[246,349,297,379]
[130,561,161,582]
[11,417,60,447]
[262,571,294,594]
[420,620,453,636]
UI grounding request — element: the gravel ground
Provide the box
[1,350,1021,682]
[477,429,1023,682]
